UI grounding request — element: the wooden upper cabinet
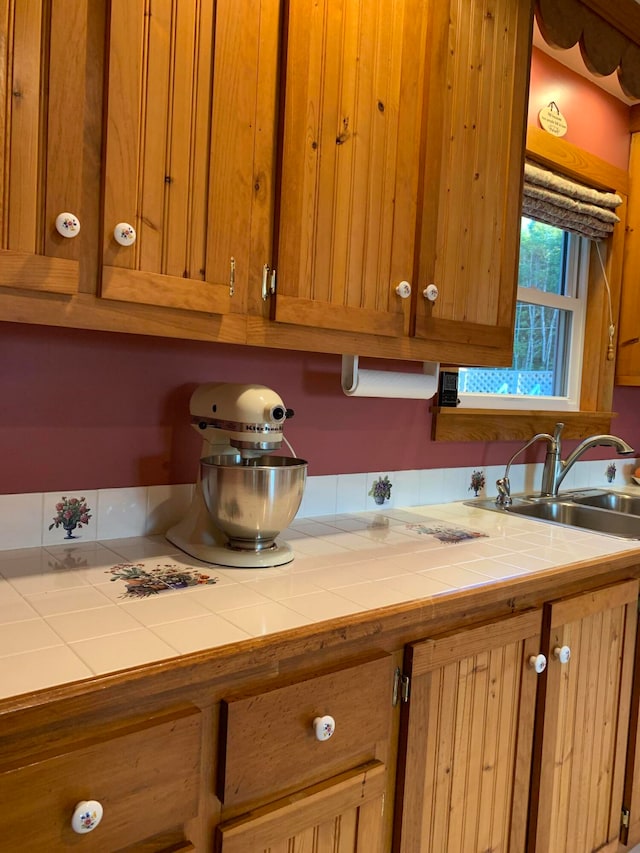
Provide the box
[274,0,532,364]
[274,0,428,338]
[0,0,88,296]
[413,0,533,363]
[100,0,280,317]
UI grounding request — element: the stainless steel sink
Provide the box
[469,490,640,539]
[571,491,640,515]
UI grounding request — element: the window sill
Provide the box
[431,408,615,442]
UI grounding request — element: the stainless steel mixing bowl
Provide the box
[200,454,307,551]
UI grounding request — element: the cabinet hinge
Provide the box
[393,667,410,705]
[229,257,235,296]
[622,807,630,829]
[262,264,277,300]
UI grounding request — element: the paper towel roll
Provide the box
[341,355,440,399]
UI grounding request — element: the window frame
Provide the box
[458,229,590,412]
[432,127,628,443]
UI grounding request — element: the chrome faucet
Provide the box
[495,432,556,507]
[495,422,635,506]
[545,422,634,496]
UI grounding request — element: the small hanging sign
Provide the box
[539,101,568,137]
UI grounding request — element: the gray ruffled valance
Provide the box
[522,161,623,240]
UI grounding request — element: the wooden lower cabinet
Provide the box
[528,579,639,853]
[394,580,640,853]
[0,705,202,852]
[216,760,386,853]
[216,652,394,853]
[394,609,543,852]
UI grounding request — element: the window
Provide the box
[431,128,628,444]
[458,217,589,411]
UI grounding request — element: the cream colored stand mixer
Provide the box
[166,383,307,567]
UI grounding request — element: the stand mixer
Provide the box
[166,383,307,567]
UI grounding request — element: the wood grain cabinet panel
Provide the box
[216,760,386,853]
[393,609,543,853]
[218,652,392,809]
[275,0,533,366]
[0,705,202,852]
[413,0,533,363]
[528,579,639,853]
[0,0,88,296]
[101,0,280,318]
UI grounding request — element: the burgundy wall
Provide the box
[2,50,639,495]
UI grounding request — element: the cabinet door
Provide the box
[274,0,427,338]
[101,0,280,317]
[528,579,639,853]
[216,760,386,853]
[0,0,87,295]
[413,0,532,365]
[394,610,543,853]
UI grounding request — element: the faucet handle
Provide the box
[496,477,512,507]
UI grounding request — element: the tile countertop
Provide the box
[1,498,640,702]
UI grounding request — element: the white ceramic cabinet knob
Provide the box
[71,800,104,834]
[313,714,336,741]
[423,284,439,301]
[55,212,80,238]
[113,222,136,246]
[528,653,547,674]
[395,281,411,299]
[553,645,571,664]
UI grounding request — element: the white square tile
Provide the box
[0,492,44,550]
[151,614,251,653]
[25,585,113,617]
[282,589,364,620]
[419,468,445,505]
[98,536,182,560]
[385,573,455,598]
[119,594,212,626]
[0,646,92,699]
[337,581,411,609]
[298,475,338,518]
[70,628,178,674]
[336,473,368,514]
[95,487,148,540]
[189,582,279,611]
[145,484,194,535]
[247,573,325,600]
[45,606,144,642]
[0,618,64,657]
[42,491,97,547]
[419,564,493,589]
[392,470,421,507]
[220,601,311,636]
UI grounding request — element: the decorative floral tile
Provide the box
[105,562,218,599]
[405,521,489,544]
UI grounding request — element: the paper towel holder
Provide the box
[341,354,440,399]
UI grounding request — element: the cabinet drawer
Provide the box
[0,705,201,851]
[218,653,392,808]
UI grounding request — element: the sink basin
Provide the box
[571,491,640,515]
[469,491,640,540]
[507,500,640,539]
